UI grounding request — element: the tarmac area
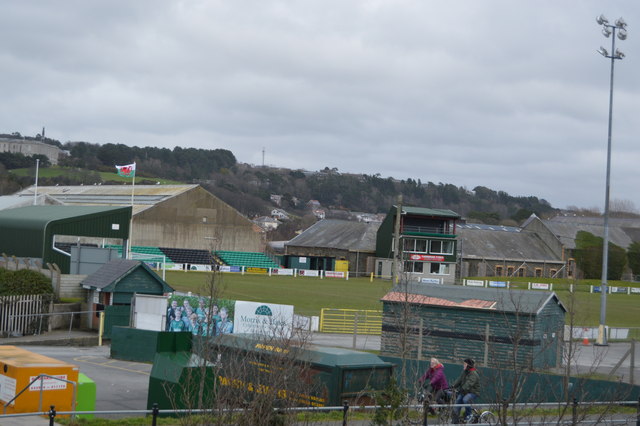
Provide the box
[0,330,638,425]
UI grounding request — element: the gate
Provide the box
[0,295,47,337]
[319,309,382,334]
[103,305,131,339]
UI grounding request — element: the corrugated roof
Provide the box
[542,220,633,250]
[286,219,380,252]
[459,227,562,263]
[15,185,198,215]
[382,283,565,314]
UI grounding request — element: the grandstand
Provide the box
[104,245,212,266]
[58,244,279,269]
[215,251,280,269]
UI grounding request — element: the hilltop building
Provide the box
[0,137,63,165]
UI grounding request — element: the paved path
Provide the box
[0,330,638,425]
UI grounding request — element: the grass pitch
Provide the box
[164,271,640,329]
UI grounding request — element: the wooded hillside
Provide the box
[2,136,558,224]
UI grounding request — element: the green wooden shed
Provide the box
[81,259,173,338]
[380,283,566,370]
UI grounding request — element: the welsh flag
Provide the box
[115,162,136,178]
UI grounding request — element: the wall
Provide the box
[461,258,564,279]
[380,301,564,370]
[132,186,264,252]
[286,245,375,274]
[59,274,88,299]
[49,302,82,330]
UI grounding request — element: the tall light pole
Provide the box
[595,14,628,346]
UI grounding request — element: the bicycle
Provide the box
[402,387,450,425]
[440,388,496,425]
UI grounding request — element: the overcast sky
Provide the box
[1,1,638,211]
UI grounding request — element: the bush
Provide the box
[0,268,54,295]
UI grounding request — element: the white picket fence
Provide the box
[0,294,47,337]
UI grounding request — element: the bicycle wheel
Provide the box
[402,395,425,425]
[478,410,496,425]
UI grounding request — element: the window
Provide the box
[495,266,503,276]
[517,268,525,277]
[402,238,428,253]
[403,261,424,273]
[430,240,454,255]
[507,266,514,276]
[550,269,557,278]
[430,263,450,275]
[535,268,543,278]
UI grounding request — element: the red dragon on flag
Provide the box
[115,162,136,178]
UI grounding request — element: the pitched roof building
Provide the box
[11,184,264,252]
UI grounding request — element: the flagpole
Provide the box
[129,163,136,260]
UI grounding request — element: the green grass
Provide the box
[164,272,640,328]
[165,271,392,317]
[9,166,182,185]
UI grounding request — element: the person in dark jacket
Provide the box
[419,357,449,405]
[451,358,480,423]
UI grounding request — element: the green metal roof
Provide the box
[215,334,392,369]
[0,205,131,272]
[395,205,461,218]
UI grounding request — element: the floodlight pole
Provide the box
[595,15,627,346]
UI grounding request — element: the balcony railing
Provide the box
[402,225,455,235]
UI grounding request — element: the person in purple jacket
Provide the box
[419,357,449,406]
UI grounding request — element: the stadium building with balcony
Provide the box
[375,206,460,284]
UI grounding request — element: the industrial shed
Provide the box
[458,223,565,279]
[0,205,131,274]
[284,219,380,274]
[380,283,566,370]
[13,184,264,252]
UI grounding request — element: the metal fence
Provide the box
[319,308,382,335]
[0,399,638,425]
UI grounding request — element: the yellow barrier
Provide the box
[319,308,382,335]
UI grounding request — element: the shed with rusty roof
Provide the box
[380,283,566,370]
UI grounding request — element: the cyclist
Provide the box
[418,357,449,409]
[451,358,480,423]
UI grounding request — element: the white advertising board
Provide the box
[325,271,345,278]
[465,280,485,287]
[298,269,319,277]
[531,282,550,290]
[273,268,294,276]
[133,294,168,331]
[234,301,294,338]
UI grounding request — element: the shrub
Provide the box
[0,268,54,296]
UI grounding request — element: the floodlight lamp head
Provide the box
[597,14,609,26]
[602,27,612,37]
[615,17,627,29]
[597,46,609,57]
[617,28,628,40]
[615,49,625,59]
